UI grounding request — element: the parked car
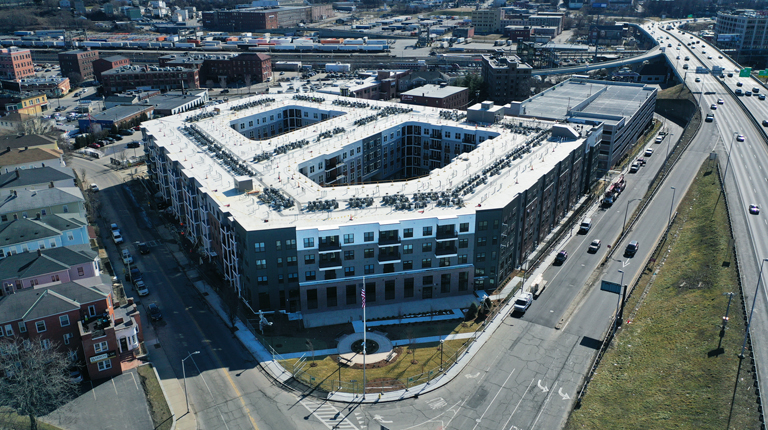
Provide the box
[554,250,568,265]
[644,148,654,156]
[110,223,119,233]
[625,241,639,257]
[119,129,134,136]
[126,141,141,149]
[588,239,602,253]
[90,183,99,192]
[148,303,162,321]
[749,204,760,215]
[134,280,149,297]
[121,249,133,265]
[630,162,640,173]
[112,230,124,244]
[513,292,534,313]
[126,267,142,282]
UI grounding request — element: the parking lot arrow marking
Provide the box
[537,380,549,393]
[558,387,570,400]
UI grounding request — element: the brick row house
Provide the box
[0,280,143,379]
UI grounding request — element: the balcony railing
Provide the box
[378,252,401,262]
[436,230,457,240]
[378,235,400,246]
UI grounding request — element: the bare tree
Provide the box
[244,74,252,94]
[15,116,54,136]
[219,76,227,89]
[0,338,78,430]
[78,168,88,189]
[306,339,316,367]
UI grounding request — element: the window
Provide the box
[423,275,433,285]
[422,258,432,268]
[62,205,68,213]
[478,221,488,231]
[256,259,267,269]
[51,274,60,282]
[458,254,468,264]
[303,255,315,265]
[255,242,266,252]
[257,276,268,285]
[77,267,85,276]
[403,260,413,270]
[3,324,12,336]
[97,360,112,372]
[303,237,315,248]
[88,305,96,316]
[403,228,413,238]
[423,226,433,236]
[288,273,298,281]
[343,234,354,244]
[59,315,70,327]
[365,282,376,302]
[422,242,433,252]
[364,232,374,242]
[344,266,355,276]
[346,285,357,305]
[307,289,318,309]
[440,257,451,267]
[403,244,413,254]
[404,278,414,298]
[287,256,298,266]
[364,264,375,274]
[305,271,316,281]
[66,231,74,240]
[344,250,355,260]
[385,280,395,300]
[94,341,108,353]
[459,238,468,248]
[41,339,51,350]
[35,321,46,333]
[327,287,337,307]
[275,240,282,251]
[475,267,485,276]
[63,333,73,345]
[286,240,296,250]
[364,248,374,258]
[476,252,486,262]
[477,237,487,246]
[18,322,26,333]
[277,257,283,267]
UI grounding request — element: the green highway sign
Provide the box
[739,67,752,77]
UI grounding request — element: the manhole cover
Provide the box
[351,339,380,354]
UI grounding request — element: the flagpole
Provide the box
[362,276,366,399]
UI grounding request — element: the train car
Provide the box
[202,45,223,50]
[273,45,296,51]
[338,45,360,51]
[248,46,270,52]
[362,45,385,52]
[367,39,388,45]
[343,39,364,45]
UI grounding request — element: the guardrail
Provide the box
[716,76,768,145]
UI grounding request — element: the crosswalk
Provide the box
[298,397,362,429]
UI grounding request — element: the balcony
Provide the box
[378,233,400,246]
[319,259,343,270]
[435,246,458,257]
[378,251,401,263]
[436,230,457,241]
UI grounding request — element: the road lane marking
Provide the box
[537,380,549,393]
[530,382,558,430]
[558,387,571,400]
[501,378,535,430]
[471,368,516,430]
[298,397,359,430]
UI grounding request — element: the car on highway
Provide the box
[148,303,162,321]
[630,162,640,173]
[676,55,680,59]
[695,77,700,82]
[728,73,733,77]
[645,147,654,156]
[753,87,760,93]
[708,56,712,59]
[710,104,717,110]
[719,55,723,59]
[588,239,602,253]
[737,81,743,86]
[736,134,745,142]
[625,241,639,257]
[760,94,766,100]
[513,292,533,313]
[554,250,568,265]
[746,91,753,96]
[763,120,768,127]
[138,242,150,254]
[717,98,724,104]
[749,204,760,215]
[683,64,689,69]
[134,280,149,297]
[705,113,714,122]
[684,56,690,61]
[735,88,743,96]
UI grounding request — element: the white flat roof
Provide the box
[144,93,591,231]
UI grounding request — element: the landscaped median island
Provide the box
[137,364,173,430]
[566,163,761,429]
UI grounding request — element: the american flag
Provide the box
[361,287,366,309]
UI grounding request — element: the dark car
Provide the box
[126,141,141,149]
[126,267,142,282]
[554,250,568,265]
[625,241,639,257]
[110,134,123,141]
[119,129,134,136]
[221,89,229,94]
[148,303,162,321]
[138,242,150,254]
[750,204,760,215]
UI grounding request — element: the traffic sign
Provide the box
[739,67,752,77]
[758,70,768,79]
[601,280,622,294]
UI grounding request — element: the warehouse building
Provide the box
[143,93,602,326]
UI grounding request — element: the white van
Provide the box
[579,218,592,234]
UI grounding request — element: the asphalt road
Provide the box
[652,22,768,415]
[70,156,354,430]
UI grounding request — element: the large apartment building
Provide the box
[142,93,602,327]
[100,65,200,94]
[202,4,333,31]
[0,47,34,81]
[481,53,533,104]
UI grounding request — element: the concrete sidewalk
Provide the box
[144,329,197,430]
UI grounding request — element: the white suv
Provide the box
[112,230,124,244]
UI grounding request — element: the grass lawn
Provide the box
[281,338,469,393]
[0,408,62,430]
[137,364,173,430]
[566,163,761,429]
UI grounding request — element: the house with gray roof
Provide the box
[0,186,85,221]
[0,214,89,259]
[0,245,99,296]
[0,166,76,190]
[0,146,64,173]
[0,280,143,380]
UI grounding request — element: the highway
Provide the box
[650,20,768,416]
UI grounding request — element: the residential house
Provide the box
[0,166,76,191]
[0,245,99,296]
[0,145,64,172]
[0,187,86,223]
[0,214,90,259]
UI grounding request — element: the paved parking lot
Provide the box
[40,367,154,430]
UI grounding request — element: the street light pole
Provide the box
[182,350,201,414]
[722,132,739,183]
[739,258,768,359]
[439,339,444,371]
[617,269,625,326]
[668,186,676,226]
[623,198,641,233]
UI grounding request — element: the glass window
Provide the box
[343,234,354,244]
[459,238,468,248]
[403,260,413,270]
[304,255,315,265]
[97,360,112,372]
[422,242,433,252]
[423,226,433,236]
[364,248,374,258]
[256,259,267,269]
[59,315,70,327]
[403,228,413,238]
[286,240,297,250]
[364,264,375,274]
[344,266,355,276]
[305,271,316,281]
[478,221,488,231]
[344,250,355,260]
[35,321,46,333]
[460,223,469,232]
[477,237,487,246]
[255,242,266,252]
[275,240,282,251]
[303,237,315,248]
[364,232,374,242]
[94,341,108,353]
[422,258,432,268]
[403,244,413,254]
